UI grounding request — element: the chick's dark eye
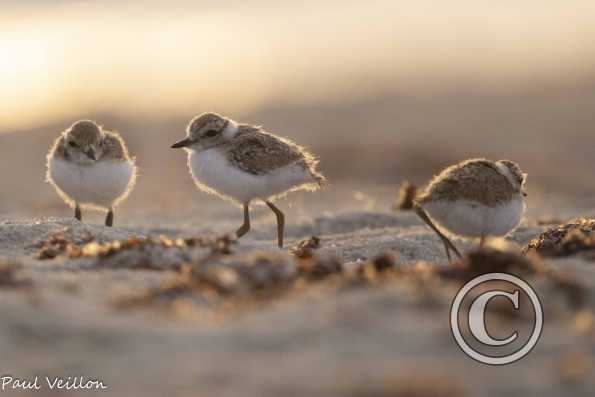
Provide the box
[69,141,77,147]
[205,130,219,138]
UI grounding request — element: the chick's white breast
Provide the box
[188,148,313,204]
[48,158,136,209]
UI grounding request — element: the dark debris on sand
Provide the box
[290,236,321,259]
[0,258,32,289]
[113,250,297,313]
[524,218,595,259]
[36,231,235,271]
[352,253,399,285]
[372,246,589,311]
[77,235,234,271]
[443,247,588,310]
[107,229,588,317]
[441,247,544,281]
[115,251,343,314]
[113,243,405,316]
[34,229,94,259]
[297,254,343,281]
[188,250,297,296]
[548,271,588,310]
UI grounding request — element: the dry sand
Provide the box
[1,186,594,396]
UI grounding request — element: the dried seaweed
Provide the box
[0,258,32,289]
[75,235,233,260]
[35,229,235,261]
[436,247,588,310]
[537,218,565,226]
[34,229,94,259]
[189,250,296,295]
[370,253,397,272]
[113,250,297,312]
[548,271,587,310]
[112,236,586,319]
[290,236,321,259]
[291,237,346,280]
[297,254,343,281]
[524,217,595,258]
[114,248,405,316]
[350,254,399,286]
[439,247,543,281]
[35,230,235,271]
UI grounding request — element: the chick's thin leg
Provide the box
[235,203,251,238]
[75,203,82,222]
[414,203,462,262]
[265,201,285,248]
[105,208,114,227]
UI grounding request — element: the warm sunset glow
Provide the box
[0,33,56,127]
[1,1,595,131]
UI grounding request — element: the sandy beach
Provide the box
[1,174,594,396]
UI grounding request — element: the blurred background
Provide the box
[1,0,595,221]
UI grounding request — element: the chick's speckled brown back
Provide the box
[221,125,318,176]
[416,159,516,207]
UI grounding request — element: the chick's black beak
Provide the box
[171,138,192,149]
[86,148,96,161]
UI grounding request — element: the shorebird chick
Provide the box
[414,158,527,262]
[171,112,325,247]
[46,120,137,227]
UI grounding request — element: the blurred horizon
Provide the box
[2,0,595,132]
[3,0,595,219]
